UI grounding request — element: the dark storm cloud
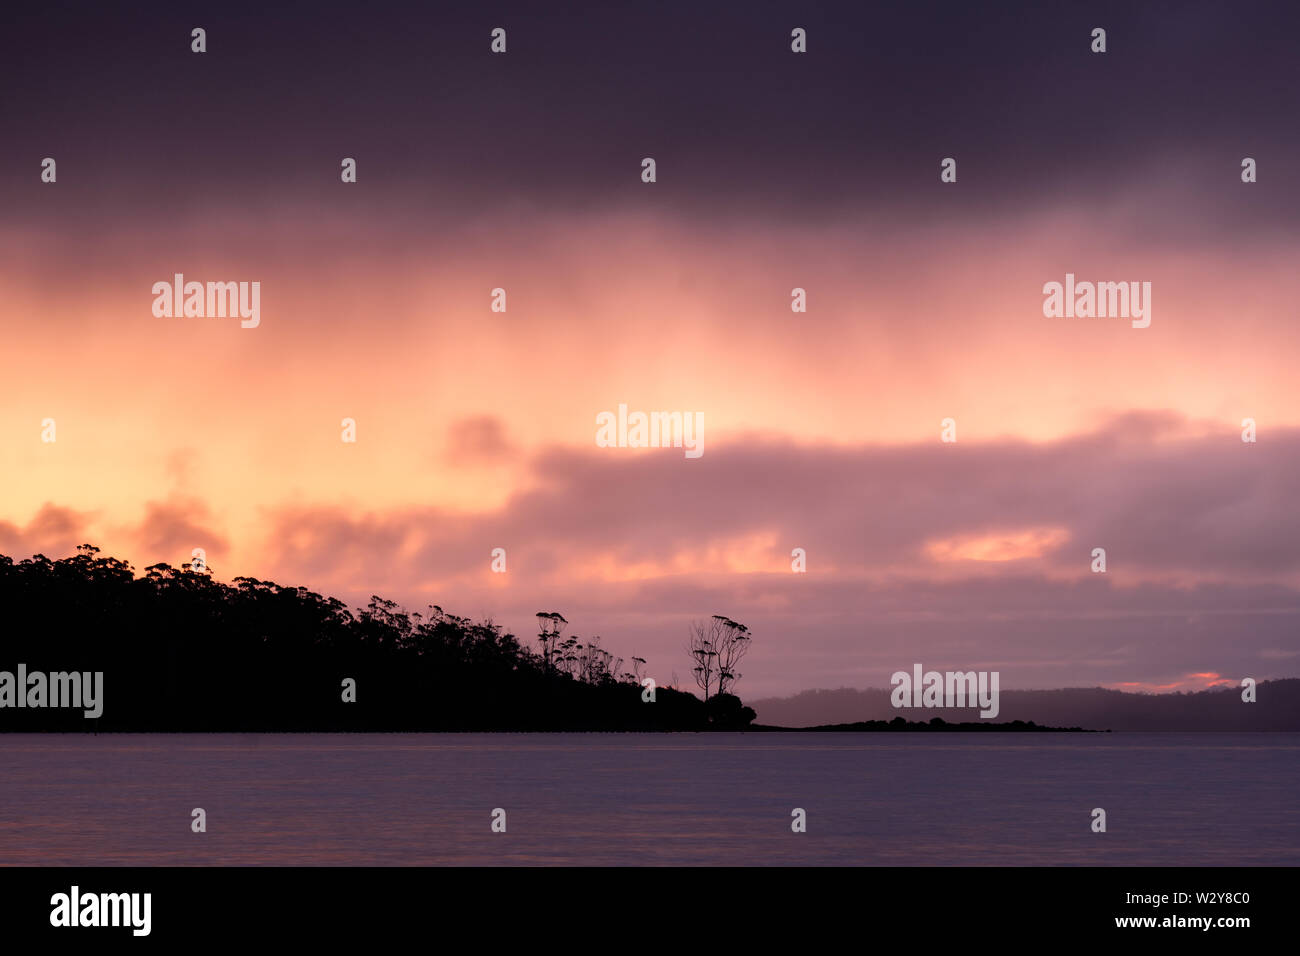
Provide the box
[3,0,1298,238]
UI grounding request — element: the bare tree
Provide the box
[711,615,751,697]
[686,621,717,702]
[686,619,719,700]
[687,616,752,701]
[535,611,568,673]
[578,636,618,684]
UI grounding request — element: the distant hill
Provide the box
[750,681,1300,731]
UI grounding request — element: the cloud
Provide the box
[0,497,228,574]
[238,412,1300,695]
[5,413,1297,696]
[126,497,230,569]
[444,416,518,464]
[0,503,94,559]
[1104,673,1239,693]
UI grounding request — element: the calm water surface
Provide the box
[2,733,1296,865]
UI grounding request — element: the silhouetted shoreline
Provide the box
[752,718,1101,732]
[3,724,1105,734]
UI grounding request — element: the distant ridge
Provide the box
[750,680,1300,731]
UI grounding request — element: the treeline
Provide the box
[0,546,756,732]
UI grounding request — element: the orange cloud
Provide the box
[926,527,1071,563]
[1105,673,1238,693]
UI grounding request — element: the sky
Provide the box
[2,1,1299,697]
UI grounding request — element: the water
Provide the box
[1,733,1296,865]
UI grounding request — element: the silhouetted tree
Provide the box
[711,615,751,696]
[687,615,752,700]
[535,611,567,673]
[687,621,718,701]
[704,692,757,730]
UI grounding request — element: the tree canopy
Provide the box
[0,545,755,732]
